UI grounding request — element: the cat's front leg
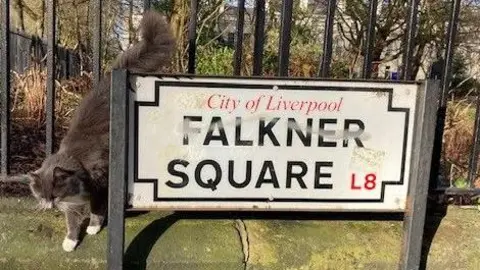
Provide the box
[62,206,84,252]
[86,193,107,235]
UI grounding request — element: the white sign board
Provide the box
[128,76,420,212]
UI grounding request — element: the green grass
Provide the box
[0,197,243,270]
[2,196,480,269]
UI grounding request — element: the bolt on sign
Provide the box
[127,76,421,212]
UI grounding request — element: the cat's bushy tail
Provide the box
[111,10,175,73]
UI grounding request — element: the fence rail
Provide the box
[0,0,476,197]
[3,31,82,79]
[1,0,10,176]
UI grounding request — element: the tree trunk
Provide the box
[128,0,134,45]
[38,0,45,38]
[170,0,187,72]
[13,0,26,31]
[411,43,426,81]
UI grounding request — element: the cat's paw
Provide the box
[62,237,78,252]
[86,225,101,235]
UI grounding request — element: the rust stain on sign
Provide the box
[403,195,414,217]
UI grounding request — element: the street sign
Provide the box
[127,76,420,212]
[107,71,439,270]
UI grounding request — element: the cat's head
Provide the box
[28,152,91,209]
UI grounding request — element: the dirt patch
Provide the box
[9,121,68,176]
[0,122,66,198]
[0,181,31,197]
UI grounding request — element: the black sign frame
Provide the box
[107,69,440,270]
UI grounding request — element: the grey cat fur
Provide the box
[28,10,175,252]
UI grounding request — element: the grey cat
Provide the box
[27,10,175,252]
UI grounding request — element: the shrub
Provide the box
[196,45,235,75]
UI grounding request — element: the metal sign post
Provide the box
[108,70,439,270]
[108,69,129,270]
[399,79,440,269]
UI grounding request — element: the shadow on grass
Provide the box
[124,214,179,270]
[419,201,448,270]
[76,218,91,247]
[122,210,404,270]
[122,205,444,270]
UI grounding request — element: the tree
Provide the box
[336,0,454,79]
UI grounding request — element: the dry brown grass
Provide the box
[9,65,91,174]
[11,66,47,127]
[11,64,91,129]
[442,98,480,188]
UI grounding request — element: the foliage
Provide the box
[196,44,235,75]
[448,54,480,97]
[441,98,478,188]
[453,177,468,188]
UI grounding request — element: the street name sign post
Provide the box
[108,70,439,270]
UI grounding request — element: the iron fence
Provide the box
[0,0,475,198]
[4,30,82,78]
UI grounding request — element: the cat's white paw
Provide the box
[86,225,101,235]
[62,238,78,252]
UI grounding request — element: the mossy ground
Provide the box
[0,197,243,270]
[1,196,480,270]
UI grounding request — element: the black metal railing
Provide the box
[0,0,474,197]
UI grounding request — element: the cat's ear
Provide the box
[53,167,75,182]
